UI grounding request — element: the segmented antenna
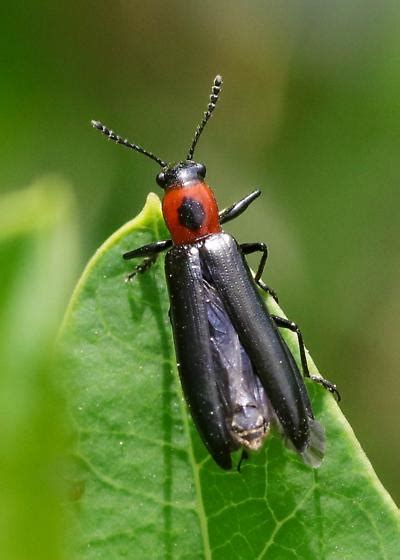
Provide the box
[91,120,166,167]
[187,75,223,160]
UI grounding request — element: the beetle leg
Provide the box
[123,239,172,260]
[219,190,261,225]
[123,239,172,280]
[241,242,268,282]
[240,242,278,301]
[125,254,158,280]
[237,449,249,473]
[309,376,341,401]
[270,315,341,401]
[271,315,308,373]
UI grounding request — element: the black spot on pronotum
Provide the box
[178,197,206,230]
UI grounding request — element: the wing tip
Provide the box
[300,417,326,469]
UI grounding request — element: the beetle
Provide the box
[91,75,339,470]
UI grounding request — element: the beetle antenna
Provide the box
[187,75,222,160]
[91,120,167,167]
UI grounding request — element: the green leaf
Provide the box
[0,178,78,560]
[59,193,400,559]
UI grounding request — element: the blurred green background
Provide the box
[2,1,400,552]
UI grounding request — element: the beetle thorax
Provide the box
[162,178,221,245]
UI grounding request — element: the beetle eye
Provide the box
[156,171,166,188]
[197,164,206,178]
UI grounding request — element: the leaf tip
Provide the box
[144,191,162,213]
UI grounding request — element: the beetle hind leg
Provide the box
[271,315,341,402]
[237,450,249,472]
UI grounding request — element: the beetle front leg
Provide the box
[240,242,278,301]
[123,239,172,280]
[271,315,341,401]
[219,190,261,225]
